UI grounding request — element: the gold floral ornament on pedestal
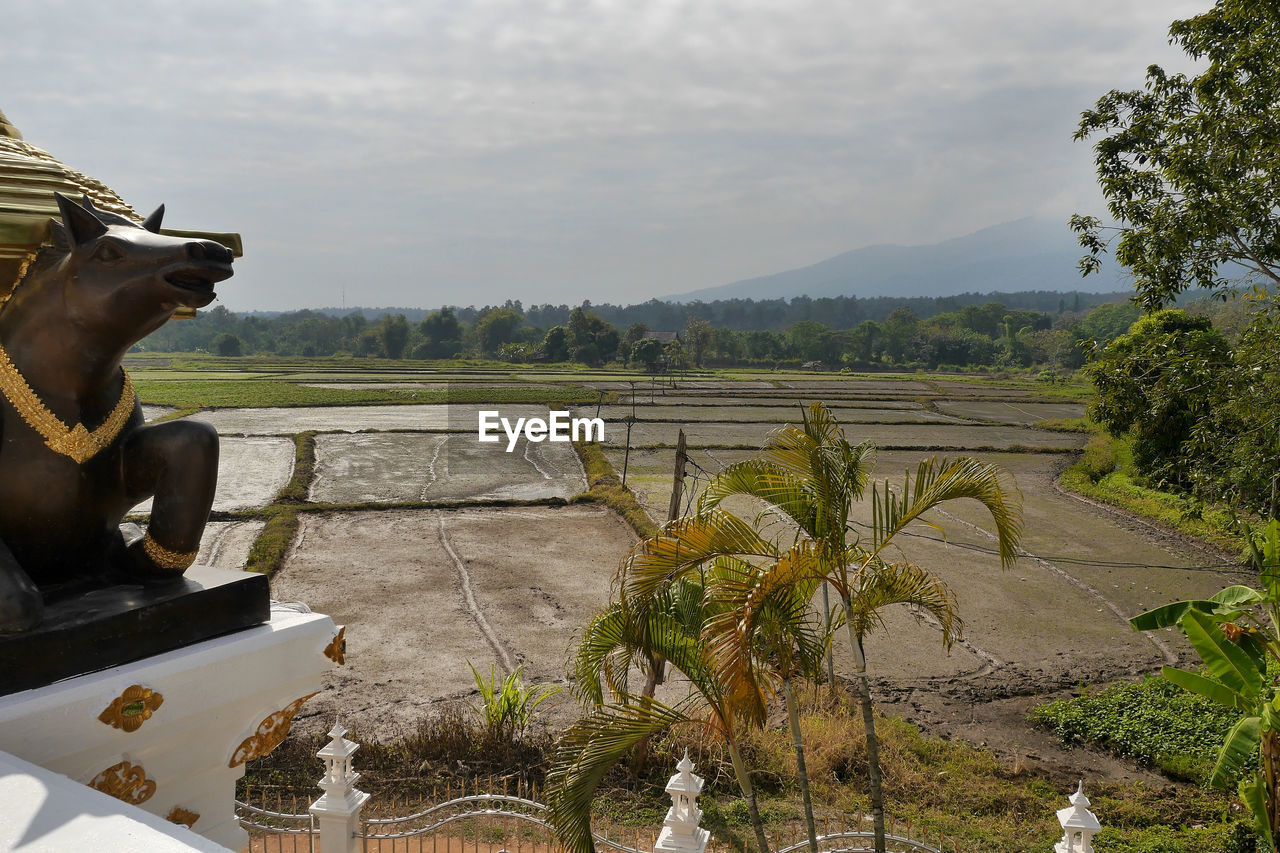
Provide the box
[228,692,318,767]
[323,625,346,665]
[89,760,156,805]
[98,685,164,732]
[166,806,199,828]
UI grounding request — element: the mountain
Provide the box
[667,218,1128,302]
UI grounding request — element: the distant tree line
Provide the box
[140,294,1153,373]
[246,289,1128,331]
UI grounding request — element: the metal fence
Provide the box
[236,790,946,853]
[235,725,1094,853]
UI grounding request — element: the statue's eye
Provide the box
[91,242,124,263]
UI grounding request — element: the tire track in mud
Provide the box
[418,434,450,500]
[932,506,1179,666]
[203,521,239,565]
[522,438,555,480]
[436,514,516,674]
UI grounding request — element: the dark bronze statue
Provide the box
[0,193,233,633]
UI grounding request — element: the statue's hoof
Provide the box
[0,584,42,633]
[121,537,190,584]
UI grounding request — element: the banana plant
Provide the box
[1129,519,1280,849]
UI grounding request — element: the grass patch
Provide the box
[1058,431,1244,553]
[1029,676,1238,783]
[277,431,318,503]
[243,507,299,578]
[572,441,659,538]
[245,692,1252,852]
[1034,417,1092,433]
[133,378,607,409]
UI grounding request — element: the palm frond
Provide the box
[869,456,1023,567]
[621,509,779,601]
[846,561,962,648]
[546,698,696,853]
[697,459,817,533]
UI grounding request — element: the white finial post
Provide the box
[654,750,710,853]
[310,720,370,853]
[1054,780,1101,853]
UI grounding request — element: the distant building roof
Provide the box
[642,331,680,342]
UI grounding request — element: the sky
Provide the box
[2,0,1207,312]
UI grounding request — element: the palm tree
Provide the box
[696,402,1023,853]
[553,574,778,853]
[704,554,832,853]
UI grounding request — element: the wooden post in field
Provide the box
[633,430,687,776]
[667,430,687,524]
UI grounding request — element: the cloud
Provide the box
[1,0,1208,309]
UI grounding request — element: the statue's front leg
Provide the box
[122,420,219,577]
[0,535,42,632]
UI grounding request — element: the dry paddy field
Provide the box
[156,369,1239,772]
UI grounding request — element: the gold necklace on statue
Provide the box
[0,342,135,464]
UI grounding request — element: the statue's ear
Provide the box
[54,192,108,246]
[141,204,164,233]
[50,219,70,251]
[80,193,96,211]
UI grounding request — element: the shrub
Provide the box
[1078,432,1118,482]
[1030,676,1238,782]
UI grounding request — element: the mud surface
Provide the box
[186,404,553,435]
[176,373,1237,782]
[934,400,1086,424]
[588,404,963,424]
[600,421,1088,450]
[130,436,294,513]
[197,520,267,569]
[269,506,635,735]
[311,433,585,503]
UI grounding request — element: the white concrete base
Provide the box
[0,602,338,851]
[0,749,233,852]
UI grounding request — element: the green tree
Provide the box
[787,321,839,364]
[697,404,1022,853]
[542,326,569,362]
[377,313,411,359]
[685,317,713,366]
[212,332,242,357]
[1078,302,1141,345]
[631,337,664,367]
[880,309,920,363]
[1130,520,1280,849]
[567,307,620,365]
[474,307,524,354]
[1072,0,1280,310]
[417,308,462,359]
[624,322,649,345]
[1085,309,1230,491]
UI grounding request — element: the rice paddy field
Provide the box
[128,355,1236,781]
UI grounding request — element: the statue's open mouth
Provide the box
[163,264,232,294]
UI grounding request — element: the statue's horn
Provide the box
[53,192,108,245]
[80,193,96,211]
[141,204,165,233]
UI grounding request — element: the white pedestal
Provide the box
[0,602,339,852]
